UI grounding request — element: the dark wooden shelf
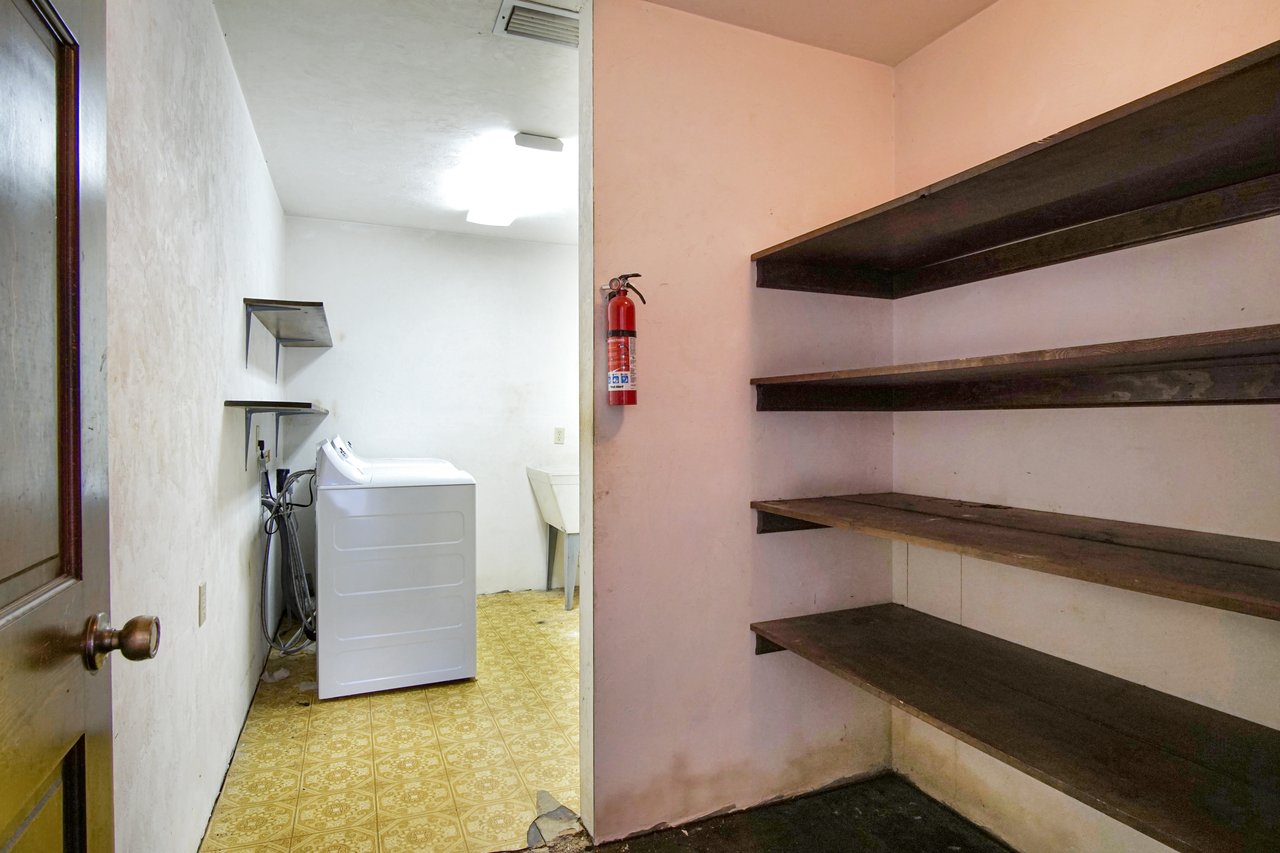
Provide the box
[244,298,332,378]
[224,401,329,468]
[751,604,1280,852]
[223,400,329,414]
[752,492,1280,621]
[753,41,1280,298]
[752,324,1280,410]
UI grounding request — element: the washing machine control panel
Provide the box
[316,440,370,486]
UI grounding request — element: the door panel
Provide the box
[0,0,62,609]
[0,0,110,850]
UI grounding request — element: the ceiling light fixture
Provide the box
[514,132,564,152]
[449,130,576,228]
[466,206,518,227]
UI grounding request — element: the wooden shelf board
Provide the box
[224,400,328,415]
[752,41,1280,297]
[244,298,332,348]
[752,492,1280,621]
[750,604,1280,852]
[752,324,1280,410]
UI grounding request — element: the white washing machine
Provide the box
[315,440,476,700]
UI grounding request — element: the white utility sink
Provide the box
[526,465,579,609]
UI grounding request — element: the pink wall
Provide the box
[590,0,897,840]
[896,0,1280,194]
[893,0,1280,535]
[591,0,1280,845]
[890,1,1280,847]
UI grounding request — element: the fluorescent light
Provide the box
[442,130,577,227]
[514,132,564,152]
[466,206,517,227]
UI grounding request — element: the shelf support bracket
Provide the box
[235,407,265,471]
[754,633,785,655]
[756,510,830,534]
[273,337,313,382]
[245,304,303,373]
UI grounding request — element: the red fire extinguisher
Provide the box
[606,273,645,406]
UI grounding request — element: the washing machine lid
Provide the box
[317,441,474,488]
[328,436,449,469]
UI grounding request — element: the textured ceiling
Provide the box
[215,0,581,244]
[644,0,998,65]
[215,0,997,246]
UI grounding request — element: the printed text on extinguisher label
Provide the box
[607,337,636,391]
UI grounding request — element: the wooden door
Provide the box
[1,0,113,850]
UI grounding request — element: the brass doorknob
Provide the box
[82,613,160,671]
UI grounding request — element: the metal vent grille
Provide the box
[493,0,579,49]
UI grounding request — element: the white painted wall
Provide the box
[280,217,579,594]
[105,1,286,850]
[888,1,1280,849]
[590,0,898,841]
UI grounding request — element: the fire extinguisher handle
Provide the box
[606,273,647,304]
[614,273,646,304]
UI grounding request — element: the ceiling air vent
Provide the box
[493,0,579,49]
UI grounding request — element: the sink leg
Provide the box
[564,533,579,610]
[546,524,558,592]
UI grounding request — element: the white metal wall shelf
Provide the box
[225,400,329,469]
[244,298,332,380]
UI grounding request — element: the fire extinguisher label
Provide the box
[607,337,636,392]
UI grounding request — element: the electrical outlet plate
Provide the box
[198,582,207,627]
[554,427,566,445]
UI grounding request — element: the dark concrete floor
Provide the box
[592,773,1012,853]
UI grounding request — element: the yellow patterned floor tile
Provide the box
[233,738,306,772]
[546,787,581,815]
[459,799,537,851]
[293,789,377,835]
[534,682,577,704]
[203,803,295,848]
[490,705,558,734]
[479,666,532,684]
[372,746,449,783]
[370,702,433,728]
[375,777,456,817]
[288,827,377,853]
[447,766,528,805]
[209,842,290,853]
[514,649,561,665]
[240,713,309,743]
[427,691,491,718]
[432,712,499,743]
[202,591,580,852]
[304,729,373,761]
[368,722,438,753]
[299,758,374,794]
[441,738,514,772]
[550,708,579,730]
[247,690,312,717]
[307,707,371,734]
[378,811,468,853]
[477,685,537,709]
[219,767,302,805]
[504,730,575,762]
[516,755,578,792]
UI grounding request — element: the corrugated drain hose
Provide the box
[260,468,317,655]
